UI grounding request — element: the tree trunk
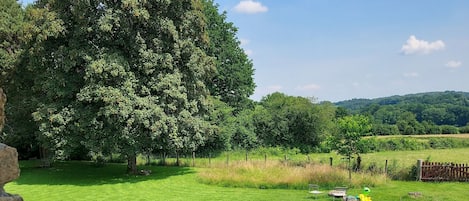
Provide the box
[0,88,6,132]
[146,154,150,166]
[356,155,362,171]
[127,155,137,174]
[348,156,352,183]
[39,146,51,168]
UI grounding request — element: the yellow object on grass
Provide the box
[358,194,372,201]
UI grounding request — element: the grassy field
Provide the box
[186,147,469,171]
[372,133,469,139]
[5,147,469,201]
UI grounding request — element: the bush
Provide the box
[372,124,400,135]
[459,126,469,133]
[358,137,469,153]
[440,125,459,134]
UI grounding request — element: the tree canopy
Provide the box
[254,92,335,152]
[336,91,469,135]
[202,0,255,111]
[329,114,371,181]
[16,0,217,173]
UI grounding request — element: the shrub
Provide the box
[459,126,469,133]
[440,125,459,134]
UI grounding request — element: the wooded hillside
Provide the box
[336,91,469,135]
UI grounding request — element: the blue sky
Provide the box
[216,0,469,102]
[20,0,469,102]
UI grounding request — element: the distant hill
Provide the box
[335,91,469,112]
[335,91,469,129]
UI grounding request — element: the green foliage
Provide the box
[255,92,335,153]
[3,0,259,161]
[329,114,372,179]
[202,0,255,111]
[0,0,24,84]
[329,115,372,158]
[337,91,469,137]
[372,124,400,135]
[358,136,469,152]
[359,137,428,152]
[1,1,65,158]
[14,0,217,173]
[459,124,469,133]
[203,98,235,152]
[202,98,257,153]
[230,109,258,150]
[440,125,459,134]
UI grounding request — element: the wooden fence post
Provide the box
[226,153,229,166]
[192,151,195,167]
[417,159,423,181]
[208,153,211,167]
[384,159,388,174]
[329,157,333,166]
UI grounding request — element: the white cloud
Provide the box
[239,38,250,46]
[234,0,268,14]
[403,72,420,77]
[401,35,445,55]
[445,60,462,68]
[267,85,283,92]
[244,49,253,56]
[296,84,321,91]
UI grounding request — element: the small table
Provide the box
[329,190,346,200]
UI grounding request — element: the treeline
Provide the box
[0,0,257,172]
[0,0,337,169]
[2,0,469,170]
[202,92,336,154]
[336,91,469,135]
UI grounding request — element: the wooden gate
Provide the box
[420,161,469,182]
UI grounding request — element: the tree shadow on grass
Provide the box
[15,160,196,186]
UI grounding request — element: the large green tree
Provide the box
[1,0,64,158]
[203,97,257,154]
[0,0,24,136]
[0,0,26,135]
[202,0,255,111]
[255,92,335,152]
[26,0,216,173]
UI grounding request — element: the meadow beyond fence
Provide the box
[418,160,469,182]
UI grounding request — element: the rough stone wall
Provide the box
[0,144,20,184]
[0,144,20,198]
[0,90,23,200]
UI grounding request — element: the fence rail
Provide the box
[419,161,469,182]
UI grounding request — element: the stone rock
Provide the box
[0,144,20,184]
[0,195,23,201]
[0,143,21,199]
[139,169,152,176]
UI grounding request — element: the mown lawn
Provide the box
[6,161,309,201]
[5,159,469,201]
